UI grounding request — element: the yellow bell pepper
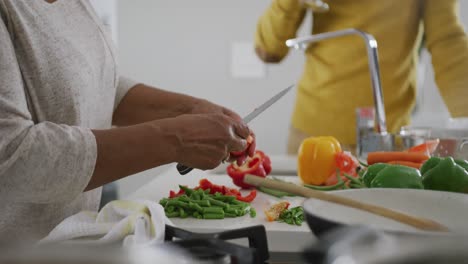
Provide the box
[297,136,342,185]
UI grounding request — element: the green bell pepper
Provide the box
[361,163,388,187]
[361,163,423,189]
[421,157,468,194]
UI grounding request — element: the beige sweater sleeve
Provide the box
[0,18,97,204]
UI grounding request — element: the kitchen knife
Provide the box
[176,84,294,175]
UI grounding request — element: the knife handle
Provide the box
[176,163,193,175]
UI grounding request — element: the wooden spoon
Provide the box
[244,175,448,232]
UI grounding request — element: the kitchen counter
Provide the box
[127,164,315,252]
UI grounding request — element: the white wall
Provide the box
[115,1,468,197]
[115,0,310,197]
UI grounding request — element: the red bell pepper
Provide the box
[196,178,257,203]
[227,150,271,189]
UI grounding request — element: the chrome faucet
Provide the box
[286,28,388,135]
[286,29,394,157]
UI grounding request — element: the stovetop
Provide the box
[164,225,270,264]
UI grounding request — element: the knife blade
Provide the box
[177,84,294,175]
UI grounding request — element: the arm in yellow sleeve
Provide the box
[424,0,468,117]
[255,0,306,63]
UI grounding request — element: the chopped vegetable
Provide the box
[227,150,271,189]
[298,136,342,185]
[160,186,256,220]
[264,201,290,222]
[278,206,304,226]
[361,163,423,189]
[407,139,440,155]
[367,151,429,165]
[230,135,254,158]
[421,157,468,193]
[171,178,257,203]
[250,208,257,218]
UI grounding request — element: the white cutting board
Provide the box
[127,166,314,252]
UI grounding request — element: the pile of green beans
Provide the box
[278,206,304,226]
[159,185,256,219]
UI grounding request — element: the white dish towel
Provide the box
[39,199,173,247]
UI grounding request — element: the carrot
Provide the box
[387,160,423,169]
[367,151,430,165]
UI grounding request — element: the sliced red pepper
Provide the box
[168,179,258,202]
[168,188,185,198]
[262,152,272,175]
[235,189,257,202]
[230,135,255,157]
[324,152,359,186]
[227,150,271,188]
[335,151,358,174]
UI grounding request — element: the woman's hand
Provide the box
[171,113,252,170]
[190,99,256,164]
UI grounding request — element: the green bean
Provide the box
[165,206,175,213]
[159,198,169,207]
[190,192,201,201]
[179,185,194,196]
[211,195,235,203]
[207,198,229,208]
[178,208,188,218]
[225,207,239,215]
[178,195,190,202]
[278,206,304,226]
[224,212,237,218]
[188,202,204,213]
[249,208,256,218]
[343,173,364,186]
[230,200,249,208]
[166,200,189,209]
[303,182,345,191]
[166,211,180,218]
[203,207,224,214]
[192,199,210,207]
[227,205,245,211]
[203,212,224,219]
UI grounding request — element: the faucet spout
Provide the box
[286,28,388,134]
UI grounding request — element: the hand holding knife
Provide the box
[177,84,294,175]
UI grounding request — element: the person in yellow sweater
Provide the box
[255,0,468,154]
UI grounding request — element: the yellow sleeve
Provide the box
[424,0,468,117]
[255,0,306,62]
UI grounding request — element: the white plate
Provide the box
[303,188,468,234]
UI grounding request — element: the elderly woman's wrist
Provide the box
[146,118,183,164]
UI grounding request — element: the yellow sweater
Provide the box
[255,0,468,145]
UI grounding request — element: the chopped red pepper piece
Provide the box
[325,151,359,186]
[235,189,257,202]
[168,179,258,202]
[227,150,271,189]
[168,188,185,198]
